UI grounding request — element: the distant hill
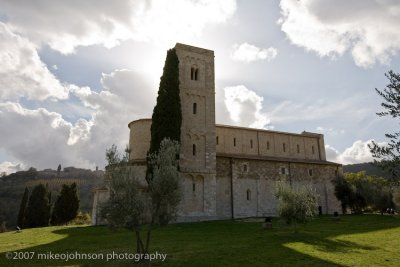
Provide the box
[343,162,391,179]
[0,167,104,229]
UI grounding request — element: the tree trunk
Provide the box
[134,228,145,254]
[145,224,152,254]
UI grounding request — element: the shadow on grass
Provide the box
[0,214,399,267]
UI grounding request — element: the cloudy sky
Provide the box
[1,0,399,174]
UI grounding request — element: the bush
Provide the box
[275,179,318,233]
[69,212,91,225]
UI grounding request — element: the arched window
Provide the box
[243,164,248,172]
[191,67,199,80]
[246,189,251,201]
[193,102,197,114]
[193,144,196,156]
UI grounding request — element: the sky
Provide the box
[0,0,399,174]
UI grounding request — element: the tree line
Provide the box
[17,182,80,228]
[334,171,396,214]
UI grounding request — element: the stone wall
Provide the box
[91,188,109,225]
[174,43,217,219]
[215,156,342,218]
[216,125,326,161]
[128,119,151,161]
[175,43,216,175]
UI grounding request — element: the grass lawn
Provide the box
[0,214,399,266]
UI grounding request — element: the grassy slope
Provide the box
[0,215,399,267]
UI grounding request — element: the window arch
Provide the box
[243,163,249,172]
[191,66,199,80]
[246,189,251,201]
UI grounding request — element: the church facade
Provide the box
[92,43,342,224]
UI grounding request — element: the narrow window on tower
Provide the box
[246,189,251,201]
[243,163,248,172]
[267,141,270,150]
[312,145,315,154]
[250,139,253,148]
[234,138,236,147]
[191,67,195,80]
[309,169,313,177]
[193,144,196,156]
[191,67,199,80]
[216,136,219,145]
[193,102,197,114]
[193,183,196,192]
[283,143,286,152]
[297,144,300,153]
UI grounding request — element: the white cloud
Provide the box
[0,0,237,54]
[69,69,156,166]
[230,42,278,63]
[0,161,25,175]
[0,102,93,170]
[0,68,156,171]
[279,0,400,67]
[0,22,69,101]
[223,85,270,128]
[326,140,387,165]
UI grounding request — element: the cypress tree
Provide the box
[17,187,29,228]
[24,184,51,228]
[147,48,181,180]
[51,183,80,225]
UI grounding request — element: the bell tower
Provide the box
[174,43,216,218]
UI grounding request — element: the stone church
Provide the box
[92,43,342,224]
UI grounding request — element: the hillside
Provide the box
[343,162,391,179]
[0,167,104,229]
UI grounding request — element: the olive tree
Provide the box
[101,139,181,255]
[275,179,318,233]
